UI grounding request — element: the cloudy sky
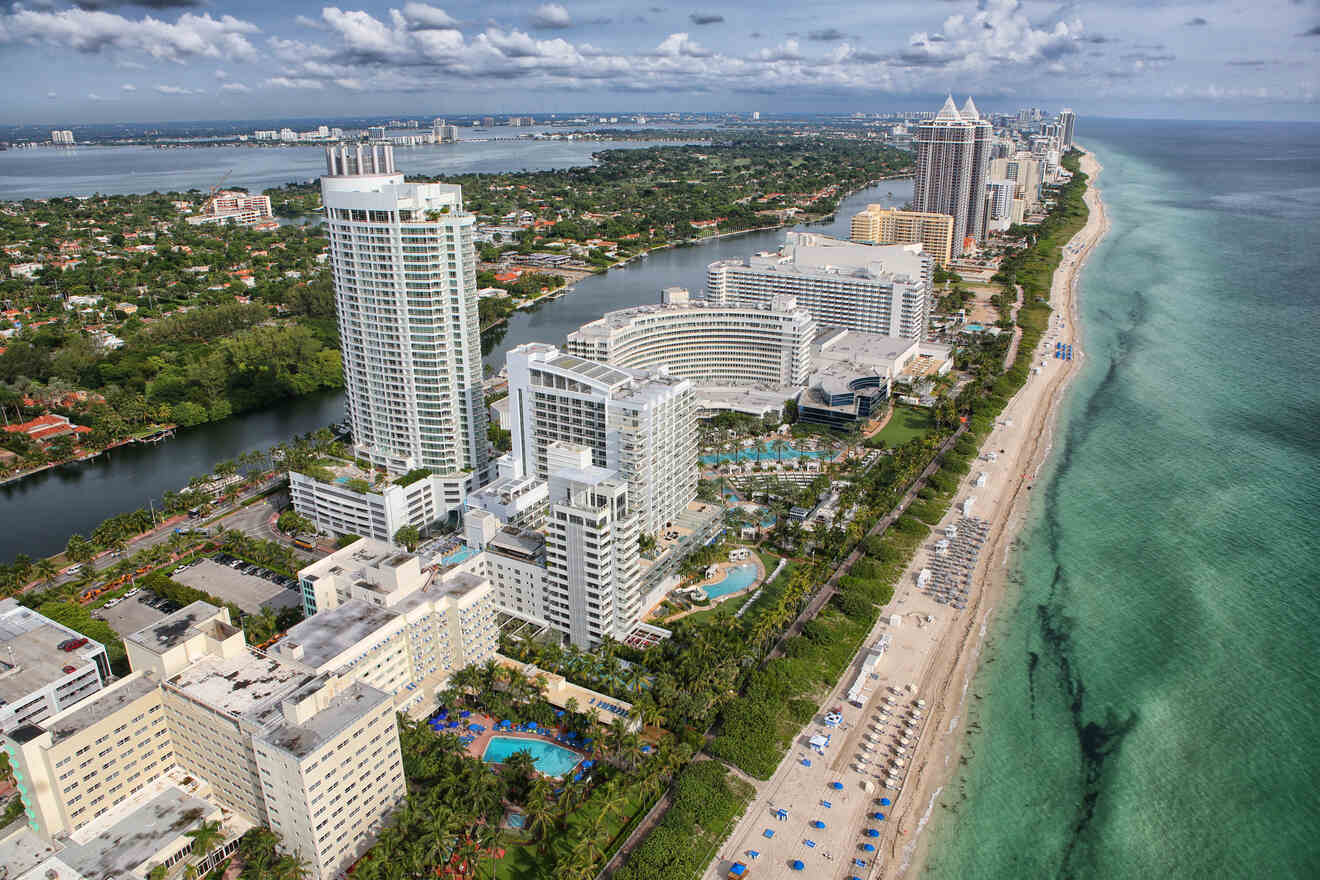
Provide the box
[0,0,1317,123]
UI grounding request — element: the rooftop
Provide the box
[281,599,400,671]
[298,537,405,585]
[729,232,928,285]
[125,600,228,653]
[259,679,389,759]
[487,527,546,561]
[58,785,217,880]
[44,674,158,745]
[166,648,316,729]
[0,599,105,712]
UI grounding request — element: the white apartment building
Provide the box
[912,96,992,255]
[0,598,111,734]
[50,130,74,146]
[1058,108,1076,150]
[544,464,642,648]
[319,144,488,480]
[293,145,490,540]
[289,539,498,713]
[5,601,405,880]
[707,232,933,340]
[985,179,1017,232]
[186,191,274,227]
[565,287,814,388]
[990,153,1044,211]
[506,343,696,536]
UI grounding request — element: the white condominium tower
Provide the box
[1057,108,1076,150]
[321,144,488,481]
[707,232,932,340]
[912,96,992,255]
[506,343,696,536]
[546,462,641,647]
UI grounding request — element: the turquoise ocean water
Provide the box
[922,120,1320,878]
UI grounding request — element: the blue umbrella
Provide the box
[811,820,825,829]
[879,798,892,806]
[861,843,876,852]
[830,781,844,790]
[864,829,879,838]
[874,812,886,821]
[460,710,471,717]
[790,860,804,871]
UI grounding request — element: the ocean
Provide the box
[921,119,1320,878]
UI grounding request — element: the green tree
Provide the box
[393,524,421,551]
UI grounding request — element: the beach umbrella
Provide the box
[830,781,844,790]
[790,860,805,871]
[862,843,876,852]
[460,710,471,717]
[879,798,891,806]
[811,820,825,829]
[865,829,879,837]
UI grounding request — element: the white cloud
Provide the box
[155,84,203,95]
[335,77,365,90]
[265,76,325,89]
[402,3,458,29]
[214,68,228,79]
[47,90,57,98]
[0,8,259,63]
[653,32,710,58]
[531,3,572,30]
[88,92,106,101]
[121,83,136,91]
[219,82,251,93]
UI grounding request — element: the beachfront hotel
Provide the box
[4,600,406,880]
[565,287,814,389]
[506,343,697,537]
[292,144,490,543]
[850,206,955,268]
[912,96,993,255]
[707,232,933,340]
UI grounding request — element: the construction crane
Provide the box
[201,168,233,215]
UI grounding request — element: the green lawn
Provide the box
[481,786,652,879]
[873,406,934,448]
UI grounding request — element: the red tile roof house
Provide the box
[4,413,92,445]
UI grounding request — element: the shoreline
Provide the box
[699,151,1106,880]
[886,148,1109,878]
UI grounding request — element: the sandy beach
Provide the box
[702,149,1108,880]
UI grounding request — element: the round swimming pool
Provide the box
[482,736,582,777]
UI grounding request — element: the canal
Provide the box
[0,178,913,562]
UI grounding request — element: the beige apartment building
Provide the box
[850,206,955,267]
[4,601,405,880]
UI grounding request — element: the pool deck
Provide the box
[660,554,767,623]
[444,711,589,772]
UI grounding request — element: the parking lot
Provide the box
[98,594,168,639]
[171,557,302,615]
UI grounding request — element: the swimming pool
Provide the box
[482,736,581,777]
[441,545,476,565]
[704,563,759,600]
[701,441,827,466]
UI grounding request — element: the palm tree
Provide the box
[186,819,225,865]
[34,558,57,585]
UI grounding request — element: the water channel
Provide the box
[0,177,912,562]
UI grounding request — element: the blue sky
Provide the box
[1,0,1317,123]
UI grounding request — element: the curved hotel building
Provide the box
[564,287,815,388]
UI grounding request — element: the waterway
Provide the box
[0,128,705,201]
[0,176,911,563]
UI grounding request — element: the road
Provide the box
[41,481,313,591]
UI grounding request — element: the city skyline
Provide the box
[0,1,1316,124]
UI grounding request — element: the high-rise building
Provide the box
[6,602,406,880]
[50,130,74,146]
[290,146,490,544]
[565,287,814,388]
[1057,108,1076,150]
[544,459,642,647]
[990,154,1043,211]
[850,206,955,267]
[912,96,992,256]
[319,144,488,479]
[707,232,933,339]
[984,179,1017,232]
[506,343,696,537]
